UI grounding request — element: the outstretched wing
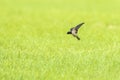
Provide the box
[75,22,84,30]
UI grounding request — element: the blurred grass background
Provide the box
[0,0,120,80]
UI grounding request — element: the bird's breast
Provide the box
[72,29,77,34]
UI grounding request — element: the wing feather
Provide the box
[75,22,84,30]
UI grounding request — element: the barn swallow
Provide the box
[67,22,84,40]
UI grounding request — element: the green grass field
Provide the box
[0,0,120,80]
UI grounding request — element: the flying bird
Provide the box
[67,22,84,40]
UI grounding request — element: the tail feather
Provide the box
[76,36,80,40]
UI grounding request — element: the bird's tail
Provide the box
[76,36,80,40]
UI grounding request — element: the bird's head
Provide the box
[67,31,72,34]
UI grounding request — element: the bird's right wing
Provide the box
[75,22,84,30]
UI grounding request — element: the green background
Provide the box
[0,0,120,80]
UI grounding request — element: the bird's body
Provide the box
[67,22,84,40]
